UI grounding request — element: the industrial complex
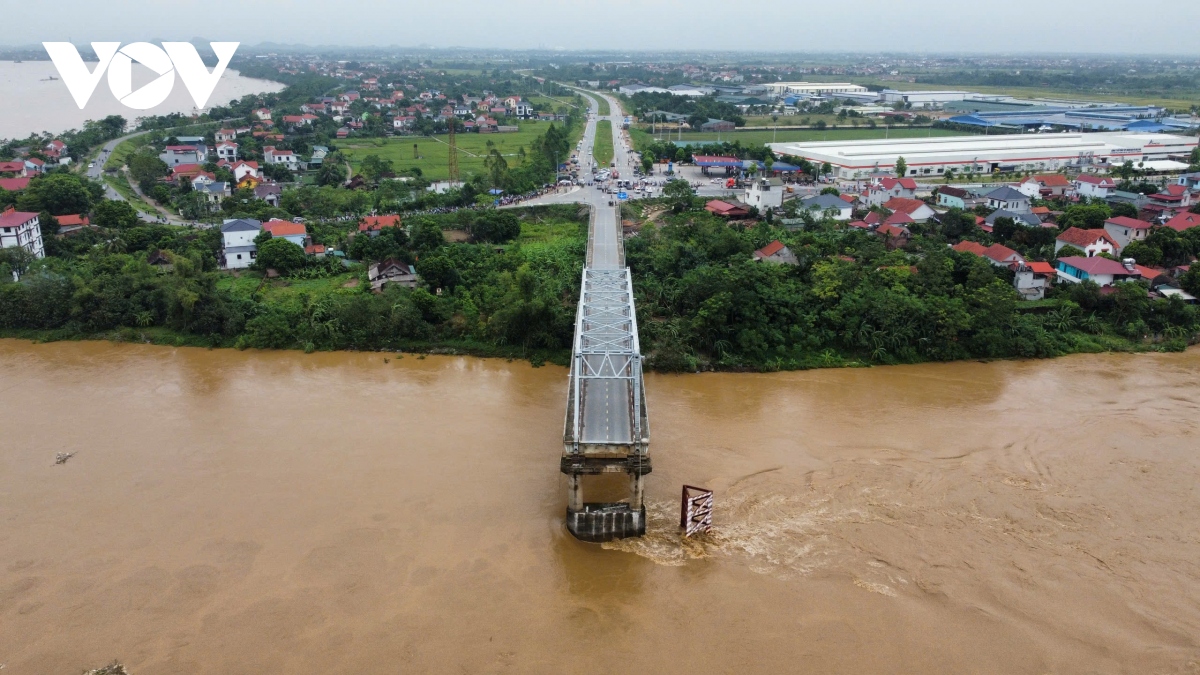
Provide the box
[768,132,1200,180]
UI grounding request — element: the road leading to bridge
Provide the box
[557,90,651,542]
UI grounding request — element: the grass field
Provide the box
[636,126,973,148]
[595,96,611,117]
[340,121,566,182]
[593,120,614,166]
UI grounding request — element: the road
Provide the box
[86,129,174,223]
[550,90,637,446]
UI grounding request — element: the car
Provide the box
[88,162,95,168]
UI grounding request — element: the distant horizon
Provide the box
[4,0,1200,56]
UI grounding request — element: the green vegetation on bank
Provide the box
[0,205,588,362]
[622,191,1200,372]
[594,121,614,167]
[595,96,611,117]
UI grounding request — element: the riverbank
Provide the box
[3,338,1198,673]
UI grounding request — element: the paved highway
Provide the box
[567,91,637,447]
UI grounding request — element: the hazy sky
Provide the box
[7,0,1200,54]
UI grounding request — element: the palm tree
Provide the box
[771,114,780,143]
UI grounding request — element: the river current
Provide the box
[1,339,1198,673]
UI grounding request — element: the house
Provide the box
[985,186,1031,213]
[1103,216,1154,250]
[862,177,917,207]
[262,219,307,248]
[742,178,784,211]
[23,158,45,175]
[358,214,402,237]
[986,209,1042,228]
[882,197,936,222]
[215,141,238,162]
[220,218,261,269]
[1031,173,1072,198]
[393,116,416,130]
[305,244,326,258]
[160,145,207,166]
[752,240,798,265]
[170,163,206,183]
[214,128,237,142]
[1056,256,1141,286]
[308,146,329,167]
[263,147,300,171]
[253,183,282,207]
[229,160,260,183]
[1163,211,1200,232]
[1073,174,1117,199]
[197,181,231,209]
[705,200,750,218]
[952,240,1025,269]
[936,186,971,209]
[1148,184,1193,209]
[254,108,272,120]
[1014,261,1055,300]
[0,160,25,175]
[875,222,912,249]
[1055,227,1119,257]
[0,177,30,192]
[43,139,67,159]
[0,207,45,259]
[1014,176,1044,200]
[368,258,419,289]
[798,194,853,220]
[336,127,350,139]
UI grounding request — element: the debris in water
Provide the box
[83,663,128,675]
[55,452,75,465]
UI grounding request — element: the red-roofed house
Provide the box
[882,197,935,222]
[1164,211,1200,232]
[263,147,299,171]
[1148,184,1192,209]
[1056,256,1140,286]
[215,141,238,162]
[0,177,30,192]
[262,219,307,247]
[1103,216,1154,249]
[705,200,750,218]
[752,240,798,265]
[875,223,912,249]
[305,244,327,257]
[1015,262,1055,300]
[1073,174,1116,199]
[359,214,402,237]
[952,240,1025,268]
[1055,227,1119,257]
[0,160,25,175]
[863,177,917,207]
[0,206,44,259]
[215,128,237,142]
[56,214,91,235]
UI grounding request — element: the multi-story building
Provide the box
[0,207,45,260]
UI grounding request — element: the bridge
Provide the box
[551,91,651,541]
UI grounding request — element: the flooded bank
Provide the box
[1,339,1198,673]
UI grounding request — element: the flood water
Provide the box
[1,339,1198,673]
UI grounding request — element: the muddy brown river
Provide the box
[1,339,1198,673]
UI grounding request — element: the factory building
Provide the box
[762,82,870,97]
[767,133,1199,180]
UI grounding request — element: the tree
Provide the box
[483,149,509,189]
[92,199,140,229]
[1059,203,1112,230]
[316,161,344,187]
[415,254,460,291]
[663,179,695,213]
[409,217,444,252]
[469,211,520,244]
[17,173,94,215]
[1121,240,1162,266]
[894,156,908,178]
[359,154,394,183]
[128,151,169,192]
[641,155,653,175]
[255,237,306,274]
[1110,202,1138,219]
[1055,244,1085,259]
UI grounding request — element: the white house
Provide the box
[1073,174,1116,199]
[984,186,1031,213]
[743,177,784,211]
[215,141,238,162]
[1056,256,1140,286]
[1103,216,1154,250]
[1014,176,1043,200]
[230,161,260,183]
[159,144,208,166]
[220,218,261,269]
[0,207,45,260]
[1014,262,1055,301]
[882,197,936,222]
[861,177,917,207]
[1055,227,1119,257]
[798,193,853,221]
[214,128,237,142]
[263,146,300,171]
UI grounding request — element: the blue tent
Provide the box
[488,188,504,195]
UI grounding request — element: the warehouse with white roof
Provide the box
[767,132,1199,180]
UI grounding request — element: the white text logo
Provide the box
[43,42,240,110]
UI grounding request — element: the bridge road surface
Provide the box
[524,90,638,447]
